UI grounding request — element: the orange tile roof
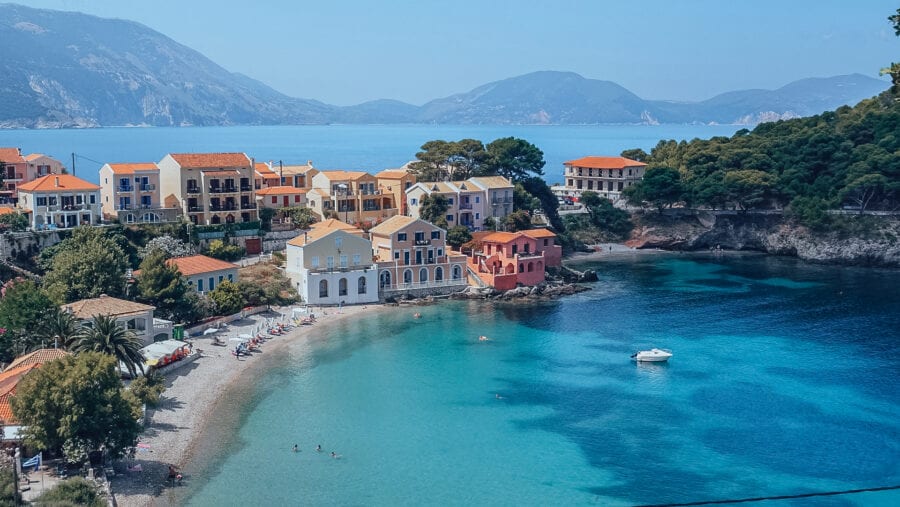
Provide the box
[24,153,45,162]
[0,207,17,215]
[5,348,70,371]
[280,164,316,175]
[203,170,241,177]
[312,218,359,231]
[255,186,309,195]
[0,148,24,163]
[563,156,646,169]
[481,232,520,243]
[169,153,251,168]
[65,295,156,320]
[254,162,278,176]
[318,170,370,181]
[106,162,158,175]
[167,255,239,276]
[368,215,419,235]
[287,226,364,247]
[375,170,410,179]
[17,174,100,192]
[468,176,513,189]
[521,228,557,239]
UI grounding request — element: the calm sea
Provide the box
[0,124,740,184]
[186,253,900,506]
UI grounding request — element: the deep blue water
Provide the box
[186,254,900,506]
[0,124,740,184]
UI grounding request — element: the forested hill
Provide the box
[624,89,900,227]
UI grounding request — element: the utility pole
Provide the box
[71,153,76,176]
[279,160,283,184]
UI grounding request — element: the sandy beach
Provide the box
[110,303,386,507]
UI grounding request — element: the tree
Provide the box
[520,176,565,232]
[128,371,166,407]
[503,210,532,232]
[208,280,244,316]
[70,314,145,378]
[136,249,189,321]
[407,140,454,181]
[586,197,633,239]
[0,211,27,232]
[204,239,244,262]
[36,307,82,349]
[448,139,489,179]
[0,279,55,362]
[34,476,106,507]
[280,207,318,229]
[633,167,684,211]
[482,216,497,231]
[882,8,900,93]
[620,148,649,162]
[724,169,775,210]
[446,225,472,249]
[139,235,194,259]
[237,263,298,307]
[841,173,888,213]
[11,352,141,463]
[419,193,450,225]
[513,183,541,212]
[42,227,129,304]
[484,137,545,182]
[580,191,603,212]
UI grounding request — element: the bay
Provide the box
[186,253,900,506]
[0,124,741,184]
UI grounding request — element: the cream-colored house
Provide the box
[16,174,102,230]
[405,175,513,231]
[376,168,416,216]
[562,156,647,202]
[65,295,172,345]
[256,186,309,209]
[369,215,467,296]
[307,170,398,225]
[99,162,181,224]
[157,152,258,225]
[285,220,377,305]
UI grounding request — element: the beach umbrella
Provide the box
[203,327,218,335]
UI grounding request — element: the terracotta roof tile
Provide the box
[0,207,17,215]
[5,349,70,371]
[17,174,100,192]
[169,153,251,168]
[521,228,557,239]
[65,295,155,319]
[255,186,309,195]
[375,170,410,179]
[287,226,365,247]
[167,255,239,277]
[254,162,277,176]
[468,176,513,189]
[319,170,370,181]
[563,156,646,169]
[312,218,359,231]
[368,215,419,235]
[24,153,45,162]
[0,349,71,424]
[106,163,158,175]
[0,148,24,163]
[280,164,317,175]
[481,232,521,243]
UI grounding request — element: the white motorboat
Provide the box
[631,348,673,362]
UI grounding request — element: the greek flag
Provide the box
[22,453,41,470]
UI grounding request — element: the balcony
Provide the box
[188,205,205,212]
[117,185,134,192]
[61,204,85,211]
[458,203,473,210]
[186,187,201,195]
[209,204,238,212]
[140,184,156,191]
[240,185,252,192]
[414,239,431,246]
[241,202,255,209]
[5,172,24,181]
[360,189,381,196]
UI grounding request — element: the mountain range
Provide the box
[0,3,890,128]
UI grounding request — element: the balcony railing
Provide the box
[491,197,513,205]
[241,202,255,209]
[186,187,200,195]
[5,173,24,180]
[458,203,473,210]
[118,185,134,192]
[414,239,431,246]
[240,185,252,192]
[140,184,156,191]
[188,205,205,212]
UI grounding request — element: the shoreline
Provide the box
[111,304,389,507]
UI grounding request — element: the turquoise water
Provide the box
[187,254,900,506]
[0,124,739,184]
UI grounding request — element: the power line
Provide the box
[634,484,900,507]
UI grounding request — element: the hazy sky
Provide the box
[12,0,899,105]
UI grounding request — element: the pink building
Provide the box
[521,228,563,267]
[0,148,65,203]
[468,230,556,290]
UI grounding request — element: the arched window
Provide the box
[211,215,222,224]
[358,276,367,294]
[435,266,443,281]
[403,269,413,285]
[339,278,348,296]
[380,271,391,288]
[506,263,515,274]
[518,263,524,273]
[225,214,236,224]
[537,261,543,271]
[142,213,160,223]
[452,265,461,280]
[125,213,136,224]
[419,268,428,283]
[527,262,534,272]
[319,279,328,298]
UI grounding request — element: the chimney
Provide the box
[55,176,60,187]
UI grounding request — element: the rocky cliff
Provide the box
[626,211,900,267]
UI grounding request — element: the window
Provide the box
[219,275,224,283]
[398,233,407,241]
[394,251,400,259]
[419,268,428,282]
[411,198,417,205]
[403,269,412,284]
[448,198,454,205]
[353,254,361,265]
[438,248,443,257]
[311,256,320,268]
[431,231,440,239]
[544,239,549,246]
[294,195,301,202]
[327,256,334,269]
[197,279,204,292]
[475,213,480,219]
[335,237,343,249]
[228,274,234,281]
[209,277,215,291]
[89,195,96,204]
[272,196,278,204]
[415,232,425,243]
[452,265,461,280]
[358,277,366,294]
[339,278,348,296]
[319,280,328,297]
[340,255,348,268]
[37,197,47,206]
[446,215,453,222]
[475,196,480,203]
[435,267,443,281]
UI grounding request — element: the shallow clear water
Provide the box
[0,123,739,184]
[187,254,900,506]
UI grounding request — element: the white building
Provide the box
[16,174,102,230]
[285,221,378,306]
[65,295,173,345]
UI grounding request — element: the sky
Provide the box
[10,0,900,106]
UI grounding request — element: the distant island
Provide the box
[0,3,890,129]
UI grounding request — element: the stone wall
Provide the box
[380,283,468,302]
[1,229,66,263]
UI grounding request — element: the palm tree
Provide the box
[71,314,145,378]
[36,308,81,349]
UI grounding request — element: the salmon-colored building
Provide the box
[467,229,562,290]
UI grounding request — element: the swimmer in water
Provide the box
[292,444,298,452]
[414,312,421,319]
[316,445,322,452]
[331,451,341,459]
[479,335,489,341]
